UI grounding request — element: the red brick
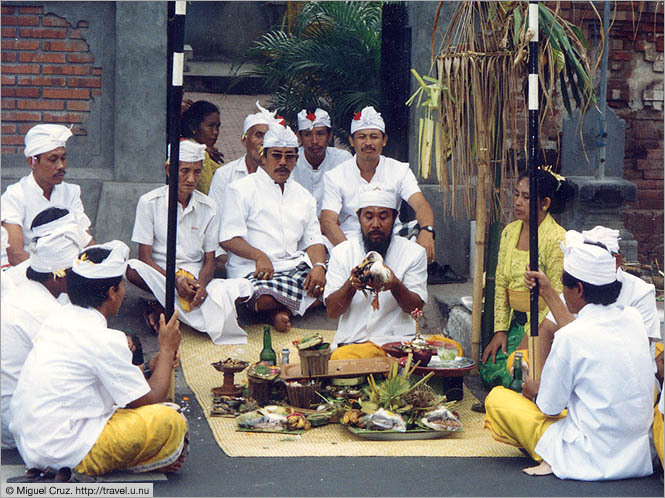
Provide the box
[2,27,17,37]
[67,77,101,88]
[644,169,664,180]
[43,88,89,99]
[18,123,35,134]
[18,27,67,39]
[2,135,25,146]
[43,15,69,27]
[92,67,102,76]
[2,39,16,49]
[42,40,88,52]
[1,147,18,154]
[1,6,16,15]
[18,6,43,14]
[17,99,65,111]
[1,74,16,85]
[18,52,65,63]
[77,21,89,28]
[2,124,17,134]
[67,53,93,63]
[2,99,16,109]
[2,65,40,74]
[1,51,16,62]
[92,89,101,97]
[66,100,89,111]
[14,40,40,50]
[3,111,41,121]
[15,87,40,97]
[637,159,663,170]
[2,88,16,97]
[42,65,88,75]
[647,149,664,160]
[69,29,82,39]
[17,76,66,87]
[1,14,39,26]
[43,112,85,123]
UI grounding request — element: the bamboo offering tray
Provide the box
[280,357,395,381]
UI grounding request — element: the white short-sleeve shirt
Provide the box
[131,185,219,278]
[10,304,150,469]
[321,155,421,237]
[324,235,428,345]
[291,146,352,215]
[535,303,654,480]
[220,167,323,278]
[208,155,252,223]
[1,173,92,251]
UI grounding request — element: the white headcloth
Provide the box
[582,225,620,254]
[72,240,129,279]
[24,124,72,158]
[297,108,331,131]
[262,124,298,149]
[167,139,206,163]
[350,106,385,135]
[28,225,84,273]
[561,230,616,286]
[31,209,93,249]
[243,101,284,134]
[357,184,398,210]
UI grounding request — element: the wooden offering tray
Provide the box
[211,358,249,397]
[280,357,395,381]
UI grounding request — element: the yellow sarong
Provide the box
[74,404,188,476]
[655,343,664,468]
[331,342,387,360]
[484,386,566,461]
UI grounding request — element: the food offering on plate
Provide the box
[211,357,249,372]
[247,361,280,381]
[210,395,258,417]
[286,412,312,431]
[352,251,391,310]
[292,333,327,351]
[419,405,463,431]
[236,405,291,432]
[395,340,434,367]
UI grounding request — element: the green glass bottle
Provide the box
[259,325,277,366]
[509,352,523,393]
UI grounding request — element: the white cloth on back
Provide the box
[130,185,250,344]
[23,124,72,158]
[1,226,8,268]
[324,235,428,346]
[535,303,654,480]
[10,304,151,469]
[321,155,420,238]
[220,167,323,279]
[1,173,91,252]
[291,146,351,215]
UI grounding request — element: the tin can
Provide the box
[281,348,290,365]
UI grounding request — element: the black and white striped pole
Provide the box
[165,0,186,320]
[527,0,541,381]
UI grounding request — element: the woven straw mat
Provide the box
[179,324,522,458]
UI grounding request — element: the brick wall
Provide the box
[1,4,101,155]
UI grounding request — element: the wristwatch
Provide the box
[420,225,436,239]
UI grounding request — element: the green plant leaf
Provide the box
[513,6,522,46]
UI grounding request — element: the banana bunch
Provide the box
[286,413,311,431]
[342,409,364,427]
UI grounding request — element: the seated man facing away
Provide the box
[10,241,187,479]
[1,216,88,449]
[485,234,654,480]
[320,106,436,262]
[2,124,94,267]
[127,140,252,345]
[291,108,351,216]
[324,186,427,359]
[220,123,326,333]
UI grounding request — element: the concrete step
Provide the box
[183,60,267,94]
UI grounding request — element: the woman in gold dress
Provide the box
[181,100,223,194]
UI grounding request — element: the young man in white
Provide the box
[484,233,654,480]
[1,221,87,449]
[127,140,252,345]
[320,106,436,262]
[10,241,187,479]
[291,108,351,215]
[2,124,93,266]
[324,185,427,359]
[220,123,326,333]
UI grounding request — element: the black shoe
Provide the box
[427,262,467,284]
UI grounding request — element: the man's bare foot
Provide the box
[271,310,292,333]
[155,435,189,474]
[522,460,552,476]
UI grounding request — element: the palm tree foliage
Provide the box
[244,1,382,141]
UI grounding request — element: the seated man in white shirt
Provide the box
[324,186,427,359]
[2,124,94,267]
[127,140,252,345]
[320,106,436,262]
[485,236,654,480]
[1,219,87,449]
[291,108,351,216]
[10,241,187,480]
[220,124,326,333]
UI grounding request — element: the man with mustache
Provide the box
[324,185,427,358]
[127,140,252,345]
[2,124,94,268]
[320,106,436,262]
[220,123,327,333]
[291,108,351,217]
